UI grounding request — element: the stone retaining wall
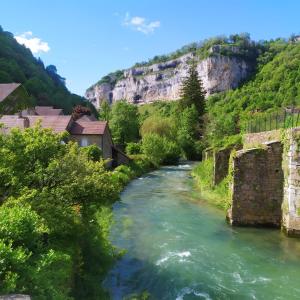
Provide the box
[227,141,283,226]
[282,128,300,236]
[213,148,232,185]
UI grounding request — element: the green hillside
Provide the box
[206,38,300,145]
[0,26,94,114]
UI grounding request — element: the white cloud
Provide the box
[123,13,160,34]
[15,31,50,54]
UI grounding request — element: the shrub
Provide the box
[126,142,141,155]
[141,134,180,166]
[80,144,102,161]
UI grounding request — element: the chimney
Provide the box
[18,110,30,128]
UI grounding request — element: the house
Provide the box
[0,112,129,167]
[69,119,113,160]
[0,83,31,114]
[0,83,130,166]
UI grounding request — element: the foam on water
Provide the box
[156,251,191,266]
[175,287,212,300]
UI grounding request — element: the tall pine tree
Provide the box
[179,61,206,116]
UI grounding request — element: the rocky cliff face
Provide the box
[86,51,252,109]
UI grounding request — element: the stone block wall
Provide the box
[213,148,232,185]
[282,128,300,236]
[228,141,283,227]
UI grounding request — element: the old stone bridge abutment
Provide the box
[210,129,300,237]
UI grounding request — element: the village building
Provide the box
[0,83,129,167]
[0,83,31,114]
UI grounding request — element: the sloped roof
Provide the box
[27,116,72,133]
[0,115,27,132]
[70,120,107,135]
[0,115,72,133]
[0,83,21,103]
[35,106,63,116]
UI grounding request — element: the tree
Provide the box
[142,134,180,166]
[140,115,176,139]
[72,105,91,120]
[177,105,201,159]
[179,62,206,117]
[0,126,123,299]
[99,99,111,121]
[110,100,140,146]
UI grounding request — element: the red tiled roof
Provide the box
[35,106,63,116]
[70,120,107,135]
[0,115,72,133]
[27,116,72,133]
[0,115,27,132]
[0,83,21,102]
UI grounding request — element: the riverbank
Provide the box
[191,158,231,210]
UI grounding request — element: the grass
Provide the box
[192,159,231,210]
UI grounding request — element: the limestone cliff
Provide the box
[86,50,252,109]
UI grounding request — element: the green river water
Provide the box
[104,163,300,300]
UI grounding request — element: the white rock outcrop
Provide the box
[86,52,251,109]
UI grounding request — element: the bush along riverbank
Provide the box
[0,126,155,300]
[192,157,232,211]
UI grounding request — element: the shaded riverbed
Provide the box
[104,163,300,299]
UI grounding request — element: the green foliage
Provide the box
[88,70,124,91]
[141,134,180,166]
[80,144,102,161]
[0,84,34,115]
[140,115,176,139]
[127,154,156,177]
[126,142,141,155]
[192,159,231,210]
[0,126,124,299]
[99,99,111,121]
[177,105,203,159]
[0,26,95,114]
[179,62,206,116]
[138,100,203,163]
[110,100,140,145]
[132,33,261,68]
[0,204,46,250]
[206,40,300,145]
[192,158,214,190]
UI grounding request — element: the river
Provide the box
[104,163,300,300]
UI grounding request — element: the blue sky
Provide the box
[1,0,300,96]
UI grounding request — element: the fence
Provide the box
[245,108,300,133]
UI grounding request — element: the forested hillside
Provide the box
[0,26,93,114]
[205,38,300,145]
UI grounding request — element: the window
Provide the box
[80,137,89,147]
